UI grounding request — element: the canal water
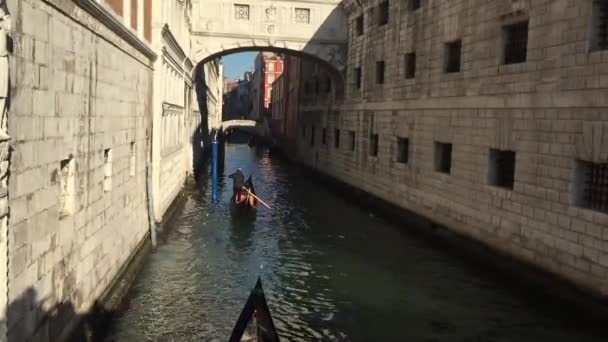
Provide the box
[105,144,605,342]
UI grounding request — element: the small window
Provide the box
[574,160,608,213]
[488,149,516,189]
[397,137,409,163]
[314,78,320,94]
[310,125,315,147]
[355,67,362,89]
[295,8,310,24]
[376,61,385,84]
[410,0,421,11]
[322,128,327,145]
[234,4,250,21]
[591,0,608,50]
[355,15,364,36]
[325,77,332,93]
[302,125,306,138]
[445,40,462,73]
[334,129,340,148]
[267,74,275,84]
[104,148,113,192]
[434,142,452,174]
[130,141,136,177]
[349,131,356,151]
[503,21,529,64]
[405,52,416,79]
[59,157,75,217]
[267,63,275,72]
[370,134,379,156]
[377,1,389,26]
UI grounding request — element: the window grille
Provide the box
[376,61,385,84]
[302,125,306,137]
[295,8,310,24]
[234,4,250,21]
[578,161,608,213]
[504,21,528,64]
[334,129,340,148]
[593,0,608,50]
[355,67,362,89]
[349,131,356,151]
[434,142,452,174]
[377,1,389,26]
[397,138,409,163]
[322,128,327,145]
[370,134,379,156]
[488,149,516,189]
[445,40,461,73]
[410,0,421,11]
[355,15,364,36]
[310,125,315,146]
[405,52,416,79]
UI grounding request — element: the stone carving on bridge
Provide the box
[265,6,277,22]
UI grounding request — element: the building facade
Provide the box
[252,52,284,121]
[270,54,303,156]
[293,0,608,298]
[223,72,252,121]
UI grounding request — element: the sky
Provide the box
[221,52,258,80]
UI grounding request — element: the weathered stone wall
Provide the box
[297,0,608,297]
[9,0,153,340]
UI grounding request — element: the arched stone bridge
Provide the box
[190,0,348,72]
[221,119,258,131]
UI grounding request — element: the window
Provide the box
[322,128,327,145]
[434,142,452,174]
[325,77,332,93]
[234,4,250,21]
[355,67,362,89]
[334,129,340,148]
[59,157,75,217]
[592,0,608,50]
[574,161,608,213]
[376,61,385,84]
[377,1,389,26]
[267,63,275,72]
[310,125,315,147]
[295,8,310,24]
[355,15,364,36]
[445,40,462,73]
[503,21,529,64]
[405,52,416,79]
[397,137,409,163]
[304,81,312,95]
[104,148,113,192]
[267,74,275,84]
[349,131,356,151]
[410,0,421,11]
[488,149,516,189]
[370,134,379,156]
[302,125,306,138]
[314,78,320,94]
[130,141,136,177]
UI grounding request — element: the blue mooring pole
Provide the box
[211,134,219,203]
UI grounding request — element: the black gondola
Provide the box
[229,277,280,342]
[233,176,257,209]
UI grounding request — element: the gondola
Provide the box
[233,176,257,210]
[229,277,281,342]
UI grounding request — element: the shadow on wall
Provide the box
[5,287,118,342]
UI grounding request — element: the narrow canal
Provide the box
[106,144,605,342]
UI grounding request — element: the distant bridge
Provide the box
[221,119,258,131]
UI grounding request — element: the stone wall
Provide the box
[9,0,154,340]
[297,0,608,297]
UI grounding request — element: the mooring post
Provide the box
[212,132,219,202]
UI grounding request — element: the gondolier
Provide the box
[229,168,245,202]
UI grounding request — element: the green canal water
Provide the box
[105,144,606,341]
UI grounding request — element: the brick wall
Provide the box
[9,0,154,340]
[297,0,608,297]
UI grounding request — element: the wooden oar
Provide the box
[243,187,272,209]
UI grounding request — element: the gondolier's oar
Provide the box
[243,187,272,209]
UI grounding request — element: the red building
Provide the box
[252,53,284,120]
[270,55,301,156]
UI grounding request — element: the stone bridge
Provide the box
[190,0,348,72]
[221,119,258,131]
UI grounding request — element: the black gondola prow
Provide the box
[229,277,280,342]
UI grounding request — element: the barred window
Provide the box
[434,142,452,174]
[405,52,416,79]
[355,15,364,36]
[349,131,356,151]
[302,125,306,137]
[376,61,385,84]
[370,134,379,156]
[410,0,421,11]
[234,4,250,21]
[322,128,327,145]
[575,161,608,213]
[310,125,315,146]
[334,129,341,148]
[355,67,362,89]
[488,149,516,189]
[445,40,462,73]
[592,0,608,50]
[295,8,310,24]
[503,21,528,64]
[397,137,409,163]
[377,1,389,26]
